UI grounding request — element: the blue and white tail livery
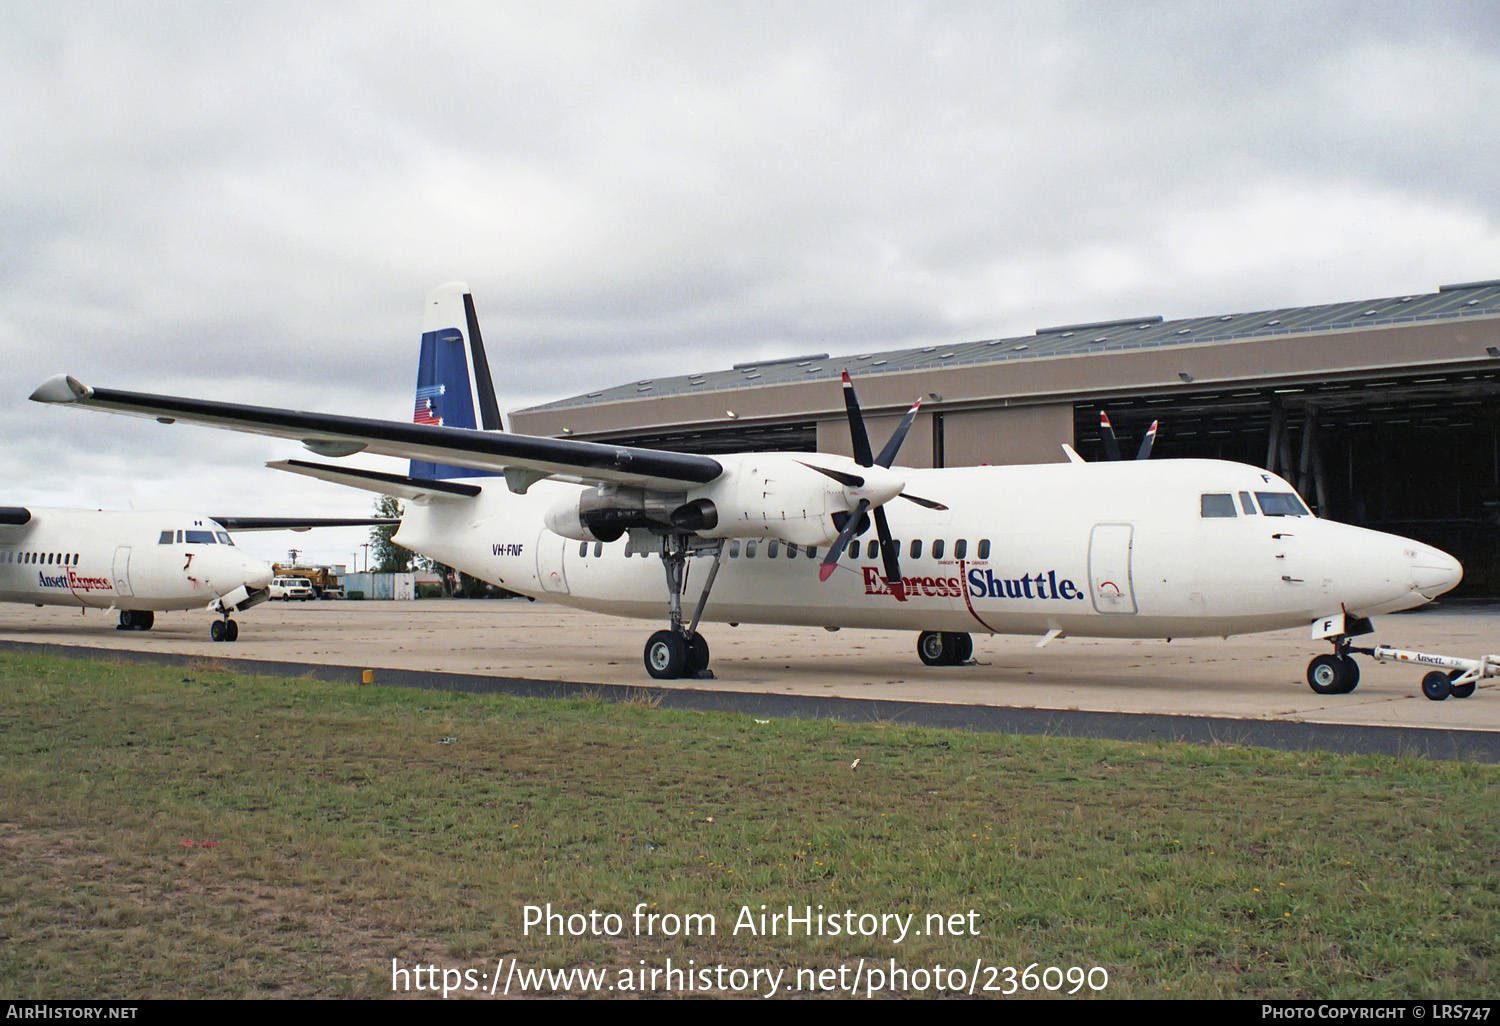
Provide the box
[410,281,505,480]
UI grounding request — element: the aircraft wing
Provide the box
[31,375,724,492]
[210,516,399,532]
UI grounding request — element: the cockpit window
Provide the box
[159,531,173,544]
[1200,494,1237,518]
[216,532,233,545]
[1255,492,1311,517]
[1239,491,1257,515]
[185,530,217,544]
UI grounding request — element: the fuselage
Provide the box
[394,457,1463,640]
[0,508,274,612]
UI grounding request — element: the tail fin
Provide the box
[411,281,504,480]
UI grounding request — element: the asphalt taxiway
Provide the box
[2,600,1496,758]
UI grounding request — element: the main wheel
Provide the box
[949,632,973,663]
[1421,670,1452,701]
[1307,654,1351,695]
[210,620,226,643]
[685,632,710,674]
[918,631,953,666]
[225,619,239,643]
[1447,669,1475,699]
[644,630,687,680]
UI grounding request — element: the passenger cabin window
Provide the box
[1256,492,1311,517]
[767,541,779,558]
[1200,494,1237,518]
[729,541,740,558]
[745,541,757,558]
[787,543,798,558]
[866,540,879,560]
[954,539,966,559]
[846,540,858,559]
[978,539,990,559]
[910,539,922,559]
[1239,491,1257,515]
[579,542,588,557]
[932,539,945,560]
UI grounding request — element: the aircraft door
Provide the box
[535,532,570,595]
[1088,523,1136,614]
[111,546,134,598]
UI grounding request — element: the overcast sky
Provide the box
[3,1,1499,568]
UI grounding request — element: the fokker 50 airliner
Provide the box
[31,282,1464,692]
[0,507,388,641]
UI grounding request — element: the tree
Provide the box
[369,495,413,572]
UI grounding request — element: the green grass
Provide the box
[0,650,1495,998]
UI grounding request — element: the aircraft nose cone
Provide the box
[1411,545,1463,597]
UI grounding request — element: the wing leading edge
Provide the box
[30,375,723,492]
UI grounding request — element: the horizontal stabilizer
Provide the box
[267,459,483,502]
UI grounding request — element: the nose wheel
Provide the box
[1306,653,1359,694]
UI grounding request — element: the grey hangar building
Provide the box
[509,280,1500,600]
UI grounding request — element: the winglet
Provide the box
[29,374,92,403]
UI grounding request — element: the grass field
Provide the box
[0,650,1495,999]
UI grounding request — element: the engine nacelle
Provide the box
[544,486,687,543]
[686,455,850,547]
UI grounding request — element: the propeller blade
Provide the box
[1099,411,1122,461]
[872,505,906,601]
[797,461,865,488]
[841,371,875,467]
[819,499,870,582]
[1135,420,1158,461]
[874,398,923,468]
[898,492,948,511]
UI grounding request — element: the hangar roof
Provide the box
[519,280,1500,414]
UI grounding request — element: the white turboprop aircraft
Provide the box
[31,283,1464,693]
[0,506,388,641]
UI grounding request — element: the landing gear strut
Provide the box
[209,599,240,643]
[642,534,722,680]
[117,610,154,631]
[917,631,973,666]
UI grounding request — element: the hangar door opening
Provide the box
[1074,369,1500,599]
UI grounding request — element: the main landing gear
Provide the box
[642,534,723,680]
[117,610,154,631]
[917,631,973,666]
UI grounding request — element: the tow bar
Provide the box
[1350,645,1500,701]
